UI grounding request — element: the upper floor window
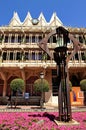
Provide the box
[32,52,35,60]
[38,52,42,60]
[25,52,29,60]
[53,36,56,43]
[3,52,7,60]
[32,36,35,43]
[16,52,21,60]
[26,36,29,43]
[11,36,15,43]
[38,36,42,42]
[10,52,13,60]
[4,36,8,43]
[79,36,83,43]
[18,36,22,43]
[75,53,79,60]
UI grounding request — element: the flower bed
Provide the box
[0,112,86,130]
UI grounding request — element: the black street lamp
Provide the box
[40,72,44,109]
[38,26,81,122]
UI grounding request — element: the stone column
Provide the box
[21,69,26,95]
[3,79,7,97]
[0,71,7,97]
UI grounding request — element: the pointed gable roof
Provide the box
[9,12,21,26]
[38,12,47,26]
[22,12,32,26]
[49,12,63,27]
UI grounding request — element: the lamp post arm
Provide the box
[66,34,82,63]
[38,29,57,59]
[66,49,76,63]
[38,27,83,62]
[68,34,82,51]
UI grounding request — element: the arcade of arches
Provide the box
[0,67,86,98]
[0,67,52,100]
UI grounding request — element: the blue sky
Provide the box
[0,0,86,27]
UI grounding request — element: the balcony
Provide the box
[0,59,86,68]
[0,60,56,68]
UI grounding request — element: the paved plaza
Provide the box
[0,105,86,112]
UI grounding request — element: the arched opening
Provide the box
[7,76,18,96]
[26,76,41,96]
[71,75,79,86]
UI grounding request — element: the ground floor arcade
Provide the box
[0,66,86,104]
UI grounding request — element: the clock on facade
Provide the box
[32,19,39,25]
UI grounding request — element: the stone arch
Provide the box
[26,76,40,96]
[71,74,79,86]
[7,76,19,95]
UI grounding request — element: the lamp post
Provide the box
[38,26,72,122]
[40,72,44,109]
[54,27,72,122]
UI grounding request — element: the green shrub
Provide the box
[80,79,86,91]
[34,79,49,92]
[10,78,25,92]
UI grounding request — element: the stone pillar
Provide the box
[3,79,7,97]
[0,71,7,97]
[15,34,18,43]
[21,69,26,95]
[45,70,52,104]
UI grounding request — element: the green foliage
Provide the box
[82,52,86,60]
[10,78,25,92]
[41,53,48,62]
[0,36,3,43]
[80,79,86,91]
[34,79,49,92]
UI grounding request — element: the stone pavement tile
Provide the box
[0,105,86,112]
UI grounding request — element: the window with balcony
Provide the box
[75,53,79,60]
[38,52,42,60]
[4,36,8,43]
[16,52,21,60]
[10,52,13,60]
[11,36,15,43]
[25,52,29,60]
[32,36,35,43]
[79,36,83,43]
[18,36,22,43]
[38,36,42,42]
[3,52,7,60]
[81,52,86,61]
[26,36,29,43]
[32,52,35,60]
[53,35,56,43]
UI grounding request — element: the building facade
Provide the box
[0,12,86,105]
